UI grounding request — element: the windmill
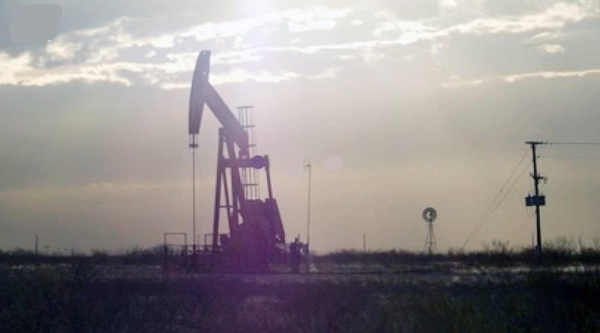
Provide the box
[422,207,437,255]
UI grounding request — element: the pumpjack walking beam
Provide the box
[189,50,249,155]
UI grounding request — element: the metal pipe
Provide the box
[192,147,196,251]
[304,161,312,253]
[212,129,225,250]
[265,155,273,199]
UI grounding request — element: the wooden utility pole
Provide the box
[525,141,547,264]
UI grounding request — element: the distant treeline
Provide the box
[2,238,600,266]
[0,246,164,266]
[318,238,600,266]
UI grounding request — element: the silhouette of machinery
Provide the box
[188,50,286,272]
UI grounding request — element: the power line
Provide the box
[548,142,600,145]
[541,155,600,160]
[476,162,531,234]
[460,149,529,251]
[461,161,531,251]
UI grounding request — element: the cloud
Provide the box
[180,7,351,42]
[0,52,32,84]
[288,19,336,33]
[442,76,487,89]
[45,36,82,61]
[442,68,600,88]
[286,8,351,33]
[429,42,447,54]
[503,69,600,82]
[372,0,440,19]
[538,43,565,53]
[377,1,599,41]
[439,0,459,10]
[528,31,565,41]
[2,45,340,88]
[448,2,598,35]
[1,2,599,90]
[160,67,340,89]
[0,52,141,86]
[0,6,354,89]
[373,20,437,39]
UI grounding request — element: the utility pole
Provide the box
[525,141,547,264]
[363,233,366,252]
[304,160,312,253]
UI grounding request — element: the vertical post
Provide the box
[265,156,274,199]
[527,141,544,264]
[190,134,198,252]
[427,224,434,255]
[212,129,225,250]
[363,233,366,252]
[304,161,312,253]
[192,148,196,252]
[532,143,542,264]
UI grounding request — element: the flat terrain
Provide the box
[1,262,599,332]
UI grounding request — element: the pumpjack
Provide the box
[188,50,287,272]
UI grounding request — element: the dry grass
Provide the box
[1,263,599,332]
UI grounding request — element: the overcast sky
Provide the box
[1,0,600,253]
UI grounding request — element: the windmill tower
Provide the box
[422,207,437,255]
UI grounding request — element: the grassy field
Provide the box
[4,237,600,267]
[2,240,600,332]
[316,239,600,267]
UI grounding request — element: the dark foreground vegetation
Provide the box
[1,239,600,332]
[1,263,599,332]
